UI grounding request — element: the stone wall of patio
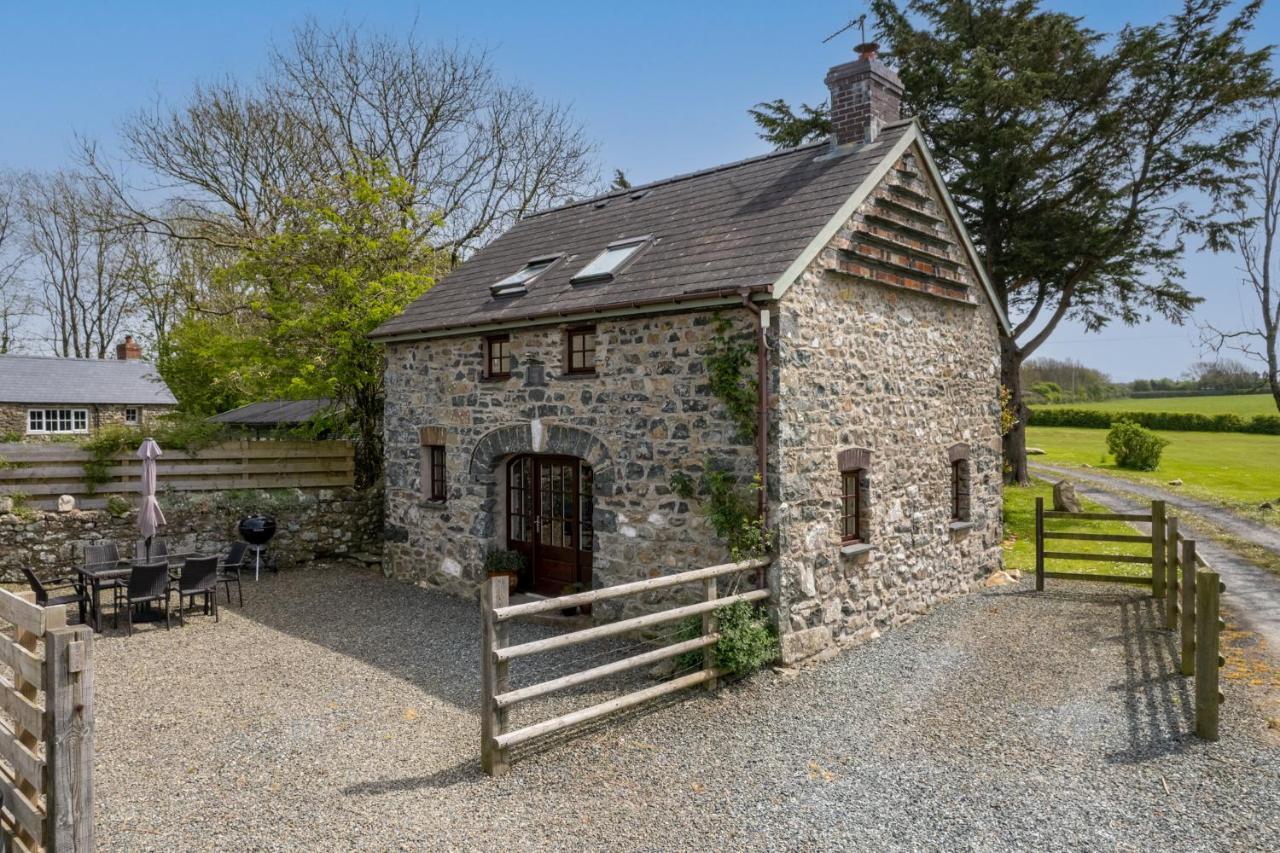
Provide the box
[0,487,382,582]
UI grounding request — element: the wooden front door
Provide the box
[506,455,593,596]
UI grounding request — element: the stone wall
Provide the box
[0,403,174,441]
[771,144,1004,662]
[381,312,757,609]
[0,487,382,583]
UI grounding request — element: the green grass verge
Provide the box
[1003,478,1154,579]
[1026,426,1280,523]
[1033,393,1276,417]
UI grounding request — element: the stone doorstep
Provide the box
[506,591,594,629]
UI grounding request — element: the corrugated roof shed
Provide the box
[208,398,335,427]
[0,355,177,405]
[371,123,913,339]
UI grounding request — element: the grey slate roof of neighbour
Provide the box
[0,354,177,405]
[371,122,914,339]
[208,398,336,426]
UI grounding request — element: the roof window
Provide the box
[570,237,650,284]
[490,255,559,297]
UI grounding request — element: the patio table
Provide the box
[77,554,204,632]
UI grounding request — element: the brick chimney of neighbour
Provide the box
[116,334,142,361]
[825,42,904,146]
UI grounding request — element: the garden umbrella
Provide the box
[137,437,166,559]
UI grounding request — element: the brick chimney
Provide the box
[825,42,904,146]
[116,334,142,361]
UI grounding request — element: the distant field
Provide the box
[1026,426,1280,518]
[1034,394,1276,417]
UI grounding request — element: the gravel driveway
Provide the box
[94,562,1280,851]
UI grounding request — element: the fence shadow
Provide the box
[1106,595,1194,763]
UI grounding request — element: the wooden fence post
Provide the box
[703,576,718,692]
[12,593,57,852]
[1165,518,1179,631]
[1194,571,1223,742]
[1150,500,1165,600]
[43,624,94,852]
[1180,538,1197,677]
[1034,497,1045,592]
[480,576,510,777]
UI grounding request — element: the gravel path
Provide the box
[94,563,1280,852]
[1032,462,1280,654]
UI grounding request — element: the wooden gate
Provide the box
[1033,497,1164,590]
[0,590,93,852]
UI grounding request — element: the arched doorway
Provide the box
[506,454,593,596]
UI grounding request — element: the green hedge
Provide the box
[1028,408,1280,435]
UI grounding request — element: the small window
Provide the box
[422,445,446,502]
[837,447,872,544]
[125,408,139,425]
[570,236,649,284]
[490,255,559,297]
[565,327,596,375]
[27,408,88,435]
[949,444,971,522]
[484,334,511,379]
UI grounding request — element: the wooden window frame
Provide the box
[840,469,867,543]
[484,334,511,380]
[564,326,597,375]
[422,444,447,502]
[948,444,970,522]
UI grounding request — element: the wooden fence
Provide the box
[1034,497,1224,740]
[479,556,771,776]
[0,440,354,509]
[0,590,93,852]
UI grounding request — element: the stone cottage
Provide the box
[0,336,176,441]
[371,46,1010,661]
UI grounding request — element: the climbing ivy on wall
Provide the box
[672,469,772,559]
[705,313,758,443]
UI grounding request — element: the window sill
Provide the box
[480,375,511,383]
[558,371,597,380]
[419,499,449,511]
[840,542,874,558]
[949,520,974,532]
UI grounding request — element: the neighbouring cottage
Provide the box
[372,46,1010,662]
[0,336,176,441]
[209,398,338,438]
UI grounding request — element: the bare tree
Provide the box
[1205,102,1280,412]
[83,20,596,260]
[20,172,137,358]
[0,175,33,353]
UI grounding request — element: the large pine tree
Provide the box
[751,0,1274,482]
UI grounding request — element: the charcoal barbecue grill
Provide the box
[238,515,278,580]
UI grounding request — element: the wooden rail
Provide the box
[480,556,771,776]
[0,440,354,509]
[0,589,94,852]
[1033,495,1225,742]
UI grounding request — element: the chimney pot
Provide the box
[825,47,904,146]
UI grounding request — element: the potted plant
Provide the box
[483,548,524,593]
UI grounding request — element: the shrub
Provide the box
[673,600,779,677]
[482,547,524,574]
[1028,407,1280,435]
[104,495,131,517]
[0,430,21,443]
[1106,420,1169,470]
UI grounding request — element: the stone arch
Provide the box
[467,420,615,494]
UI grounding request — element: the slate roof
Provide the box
[0,355,177,405]
[208,398,335,427]
[371,122,914,339]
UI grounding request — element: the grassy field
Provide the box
[1033,393,1276,417]
[1003,479,1153,579]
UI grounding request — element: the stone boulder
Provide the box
[56,494,76,513]
[1052,480,1082,513]
[984,570,1017,588]
[1026,447,1046,455]
[1168,478,1183,487]
[0,496,12,514]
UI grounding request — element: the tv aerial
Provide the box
[823,13,868,46]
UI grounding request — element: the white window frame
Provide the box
[27,408,89,435]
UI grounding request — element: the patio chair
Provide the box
[114,558,173,635]
[174,556,220,625]
[84,541,120,571]
[218,542,247,607]
[134,537,168,562]
[20,567,88,624]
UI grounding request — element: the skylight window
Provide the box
[490,255,559,297]
[570,237,650,284]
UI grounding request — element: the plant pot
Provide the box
[488,571,519,593]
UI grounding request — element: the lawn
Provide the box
[1033,393,1277,417]
[1025,426,1280,517]
[1003,478,1154,579]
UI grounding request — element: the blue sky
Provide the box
[2,0,1276,381]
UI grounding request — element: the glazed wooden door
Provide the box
[506,455,593,597]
